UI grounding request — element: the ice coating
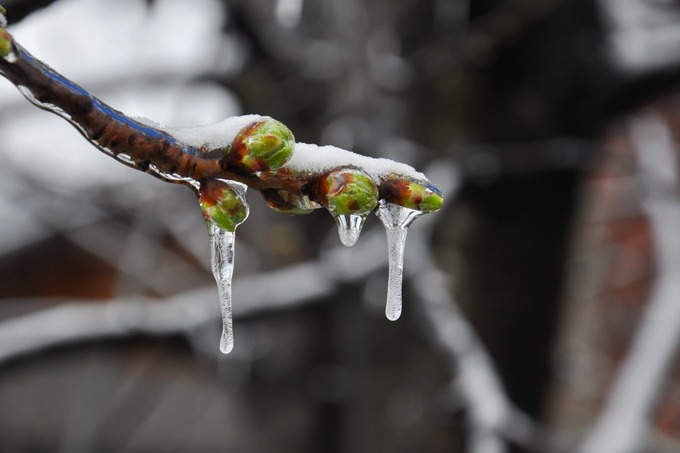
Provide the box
[209,223,237,354]
[334,213,366,247]
[375,201,422,321]
[287,143,426,182]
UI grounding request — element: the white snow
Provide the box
[288,142,426,182]
[159,115,428,183]
[161,114,265,149]
[0,11,6,28]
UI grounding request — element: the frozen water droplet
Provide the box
[334,214,366,247]
[375,201,422,321]
[209,223,237,354]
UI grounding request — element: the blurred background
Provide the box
[0,0,679,452]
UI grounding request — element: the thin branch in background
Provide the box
[579,113,680,453]
[0,160,542,452]
[405,188,547,452]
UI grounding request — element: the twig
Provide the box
[0,29,441,213]
[579,113,680,453]
[0,262,329,365]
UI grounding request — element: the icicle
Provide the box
[375,200,422,321]
[334,213,366,247]
[199,179,249,354]
[209,223,237,354]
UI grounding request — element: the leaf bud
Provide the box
[198,179,249,232]
[225,118,294,177]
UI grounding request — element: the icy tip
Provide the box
[335,214,366,247]
[386,307,401,321]
[220,338,234,354]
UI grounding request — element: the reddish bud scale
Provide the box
[380,180,415,205]
[224,121,268,174]
[310,170,349,206]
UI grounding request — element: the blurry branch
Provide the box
[406,164,547,453]
[579,114,680,453]
[0,261,332,365]
[0,161,542,452]
[0,216,387,365]
[413,266,545,453]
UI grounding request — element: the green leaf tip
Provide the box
[199,179,249,232]
[0,5,6,15]
[380,178,443,213]
[226,118,295,177]
[319,168,379,216]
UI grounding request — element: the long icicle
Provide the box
[199,179,249,353]
[376,200,422,321]
[209,223,237,353]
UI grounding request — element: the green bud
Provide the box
[380,178,443,213]
[226,118,294,177]
[0,29,11,58]
[198,179,249,232]
[261,189,320,215]
[319,168,379,216]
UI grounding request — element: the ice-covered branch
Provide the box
[0,14,443,353]
[0,26,441,213]
[579,114,680,453]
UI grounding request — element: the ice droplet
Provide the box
[334,214,366,247]
[375,201,422,321]
[209,223,237,354]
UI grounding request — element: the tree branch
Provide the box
[0,26,442,219]
[579,114,680,453]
